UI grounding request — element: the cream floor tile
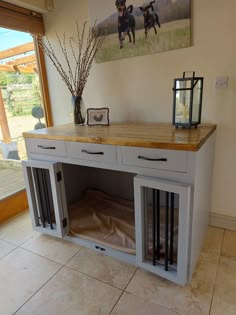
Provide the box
[221,230,236,260]
[0,211,37,245]
[21,234,81,264]
[210,256,236,315]
[0,247,61,315]
[66,247,136,289]
[201,226,224,255]
[110,292,179,315]
[126,227,222,315]
[126,252,219,315]
[0,239,16,259]
[16,266,122,315]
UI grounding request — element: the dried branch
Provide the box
[37,21,107,97]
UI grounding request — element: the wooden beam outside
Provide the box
[6,54,36,66]
[0,87,11,143]
[18,64,37,73]
[0,42,34,60]
[0,63,36,73]
[0,64,15,72]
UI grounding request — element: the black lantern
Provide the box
[172,71,204,128]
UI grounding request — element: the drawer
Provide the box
[122,146,187,172]
[69,142,117,164]
[26,138,67,157]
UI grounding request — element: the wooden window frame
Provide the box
[34,37,53,126]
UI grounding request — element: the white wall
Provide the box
[44,0,236,218]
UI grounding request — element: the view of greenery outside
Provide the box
[0,71,41,116]
[0,71,45,160]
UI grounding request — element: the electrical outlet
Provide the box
[215,76,228,89]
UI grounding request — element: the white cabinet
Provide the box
[22,124,215,286]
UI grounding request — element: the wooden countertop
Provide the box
[23,122,217,151]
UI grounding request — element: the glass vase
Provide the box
[71,95,86,125]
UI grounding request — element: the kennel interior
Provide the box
[62,164,136,254]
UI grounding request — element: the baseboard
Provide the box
[209,212,236,231]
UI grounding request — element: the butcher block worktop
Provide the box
[23,122,216,151]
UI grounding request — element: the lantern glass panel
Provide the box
[175,80,191,124]
[192,80,201,123]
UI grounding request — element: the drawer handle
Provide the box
[38,145,56,150]
[138,155,168,162]
[82,149,104,155]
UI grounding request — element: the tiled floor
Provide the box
[0,211,235,315]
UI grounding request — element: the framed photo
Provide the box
[87,108,109,126]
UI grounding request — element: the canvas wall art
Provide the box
[88,0,191,63]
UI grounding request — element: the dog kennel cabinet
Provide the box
[22,123,216,285]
